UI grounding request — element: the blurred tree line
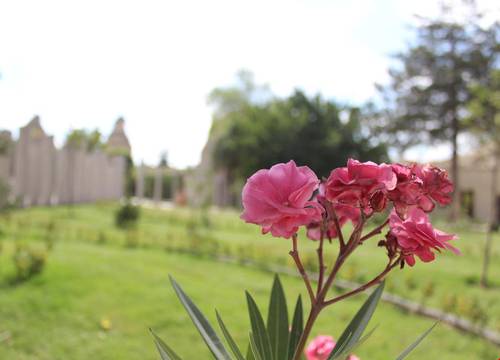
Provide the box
[204,1,499,233]
[368,2,499,220]
[363,1,499,287]
[207,71,388,185]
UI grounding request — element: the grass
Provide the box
[0,203,498,359]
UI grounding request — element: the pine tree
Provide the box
[372,3,496,220]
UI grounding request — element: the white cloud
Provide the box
[0,0,498,167]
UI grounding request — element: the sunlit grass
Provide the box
[0,203,498,359]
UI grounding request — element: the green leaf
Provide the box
[348,325,378,354]
[169,276,231,360]
[267,275,289,360]
[395,322,439,360]
[150,328,183,360]
[246,344,255,360]
[328,282,385,360]
[216,310,245,360]
[287,295,303,360]
[246,291,273,360]
[249,332,263,360]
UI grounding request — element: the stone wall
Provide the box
[0,117,126,207]
[436,148,500,224]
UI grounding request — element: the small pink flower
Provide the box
[412,164,453,212]
[305,335,360,360]
[305,336,335,360]
[325,159,397,215]
[241,160,323,238]
[388,207,460,266]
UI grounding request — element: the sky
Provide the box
[0,0,498,168]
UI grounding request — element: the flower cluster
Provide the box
[241,159,458,266]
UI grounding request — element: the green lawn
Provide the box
[0,204,498,359]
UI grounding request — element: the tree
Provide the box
[65,129,103,152]
[467,67,500,287]
[372,3,496,220]
[213,90,388,181]
[159,151,169,168]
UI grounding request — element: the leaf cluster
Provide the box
[152,276,436,360]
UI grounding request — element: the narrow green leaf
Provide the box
[150,328,183,360]
[246,291,273,360]
[246,344,255,360]
[288,296,303,360]
[267,275,289,360]
[249,332,263,360]
[348,325,378,354]
[169,276,231,360]
[395,322,439,360]
[328,282,385,360]
[216,310,245,360]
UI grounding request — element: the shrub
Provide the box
[12,244,48,281]
[115,202,140,229]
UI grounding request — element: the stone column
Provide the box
[135,162,145,199]
[153,166,162,204]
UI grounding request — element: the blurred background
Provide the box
[0,0,499,359]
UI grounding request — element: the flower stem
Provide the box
[323,258,400,306]
[319,198,345,248]
[316,235,325,294]
[292,303,321,360]
[289,234,316,303]
[359,219,389,243]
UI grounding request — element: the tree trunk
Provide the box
[450,115,460,221]
[480,144,499,287]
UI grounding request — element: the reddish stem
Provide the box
[316,234,325,295]
[320,199,345,248]
[289,234,316,304]
[359,219,389,243]
[323,258,400,306]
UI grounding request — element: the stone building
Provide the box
[435,147,499,224]
[185,126,237,208]
[106,117,131,154]
[0,116,129,207]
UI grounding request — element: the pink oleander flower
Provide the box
[412,164,453,212]
[325,159,397,215]
[387,163,423,218]
[388,207,460,266]
[241,160,323,238]
[305,335,360,360]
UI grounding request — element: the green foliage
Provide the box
[371,5,497,151]
[0,205,498,358]
[396,322,439,360]
[65,129,103,152]
[169,276,232,359]
[12,244,47,281]
[267,276,289,359]
[327,282,384,359]
[0,178,10,210]
[153,277,434,360]
[213,91,388,179]
[0,131,13,155]
[216,311,246,360]
[115,202,140,229]
[467,68,500,144]
[288,297,303,360]
[151,329,182,360]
